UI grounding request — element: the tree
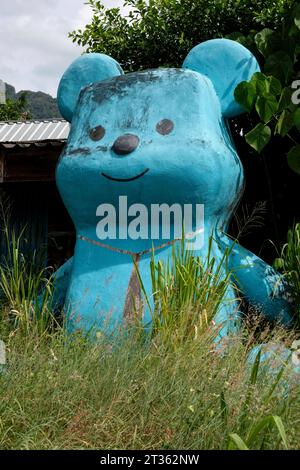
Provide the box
[0,93,31,121]
[70,0,294,71]
[227,2,300,255]
[233,2,300,175]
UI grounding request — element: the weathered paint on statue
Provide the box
[55,39,293,338]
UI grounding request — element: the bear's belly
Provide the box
[63,252,240,339]
[64,257,154,333]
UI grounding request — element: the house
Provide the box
[0,119,75,267]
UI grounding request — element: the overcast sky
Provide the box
[0,0,125,97]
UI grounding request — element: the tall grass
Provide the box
[0,325,299,450]
[136,238,236,348]
[0,225,54,336]
[0,228,300,449]
[274,223,300,323]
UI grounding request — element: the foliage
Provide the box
[228,415,288,449]
[233,2,300,175]
[0,224,299,449]
[69,0,294,72]
[0,209,54,335]
[0,315,299,449]
[274,223,300,322]
[0,93,31,121]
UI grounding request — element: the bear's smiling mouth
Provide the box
[101,169,150,182]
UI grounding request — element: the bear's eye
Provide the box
[156,119,174,135]
[89,125,106,141]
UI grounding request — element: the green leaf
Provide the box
[272,416,288,450]
[226,32,246,42]
[254,29,282,57]
[250,349,261,385]
[255,94,278,123]
[294,108,300,131]
[276,110,294,137]
[220,390,228,426]
[287,145,300,175]
[265,366,286,404]
[228,433,249,450]
[294,11,300,30]
[268,76,282,96]
[255,28,275,57]
[247,416,273,445]
[273,258,284,270]
[250,72,269,95]
[234,81,256,112]
[226,32,253,49]
[247,415,288,449]
[278,87,293,113]
[265,51,294,84]
[245,124,271,153]
[250,73,281,97]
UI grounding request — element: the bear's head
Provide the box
[56,39,259,234]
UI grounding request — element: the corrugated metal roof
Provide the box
[0,119,70,144]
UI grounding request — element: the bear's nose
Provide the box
[112,134,140,156]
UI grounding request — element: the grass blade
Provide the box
[228,433,249,450]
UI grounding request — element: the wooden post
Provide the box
[0,146,5,183]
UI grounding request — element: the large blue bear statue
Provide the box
[54,38,294,341]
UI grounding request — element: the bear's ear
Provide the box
[183,38,260,118]
[57,53,123,122]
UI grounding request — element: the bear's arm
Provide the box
[217,233,294,325]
